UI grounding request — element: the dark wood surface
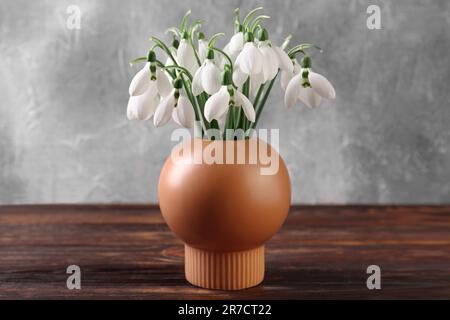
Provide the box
[0,205,449,299]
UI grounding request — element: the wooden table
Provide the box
[0,205,449,299]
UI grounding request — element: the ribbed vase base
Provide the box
[184,245,265,290]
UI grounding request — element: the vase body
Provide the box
[158,138,291,290]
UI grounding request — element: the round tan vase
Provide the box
[158,138,291,290]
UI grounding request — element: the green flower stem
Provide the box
[243,7,263,30]
[249,15,270,33]
[150,36,179,69]
[129,56,147,66]
[207,33,225,47]
[253,84,265,109]
[196,94,211,131]
[161,65,192,81]
[252,71,278,129]
[223,109,232,140]
[189,37,202,67]
[180,10,191,32]
[180,77,199,119]
[211,47,234,73]
[156,60,176,79]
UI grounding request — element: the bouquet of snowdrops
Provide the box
[127,7,335,139]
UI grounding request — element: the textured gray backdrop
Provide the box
[1,0,449,204]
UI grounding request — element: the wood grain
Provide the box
[1,205,449,299]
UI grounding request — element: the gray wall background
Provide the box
[0,0,449,204]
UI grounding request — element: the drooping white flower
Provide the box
[204,85,255,123]
[234,41,263,79]
[234,90,255,122]
[192,52,221,96]
[285,68,335,109]
[204,86,230,122]
[153,90,176,127]
[128,63,172,97]
[172,95,195,128]
[258,41,279,82]
[177,37,199,75]
[226,32,244,56]
[127,86,160,120]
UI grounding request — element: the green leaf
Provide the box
[249,15,270,33]
[207,33,225,47]
[165,27,181,37]
[129,56,147,66]
[181,10,191,32]
[243,7,264,29]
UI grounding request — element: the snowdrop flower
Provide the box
[233,32,263,87]
[127,86,160,120]
[192,49,221,96]
[224,29,244,61]
[154,78,194,128]
[205,70,255,122]
[177,32,199,75]
[128,51,172,97]
[256,29,278,83]
[172,95,195,128]
[285,56,335,109]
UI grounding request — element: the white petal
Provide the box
[259,43,279,82]
[156,69,172,97]
[229,32,244,54]
[309,71,336,99]
[238,42,263,76]
[153,91,175,127]
[284,74,302,108]
[172,107,180,126]
[298,86,322,108]
[217,115,227,134]
[192,64,204,96]
[281,60,301,91]
[174,96,195,128]
[198,39,208,62]
[177,39,198,75]
[201,61,221,95]
[232,67,248,89]
[127,87,159,120]
[280,70,292,91]
[250,70,264,97]
[273,46,293,73]
[235,91,255,122]
[129,63,151,96]
[177,39,198,74]
[204,86,230,122]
